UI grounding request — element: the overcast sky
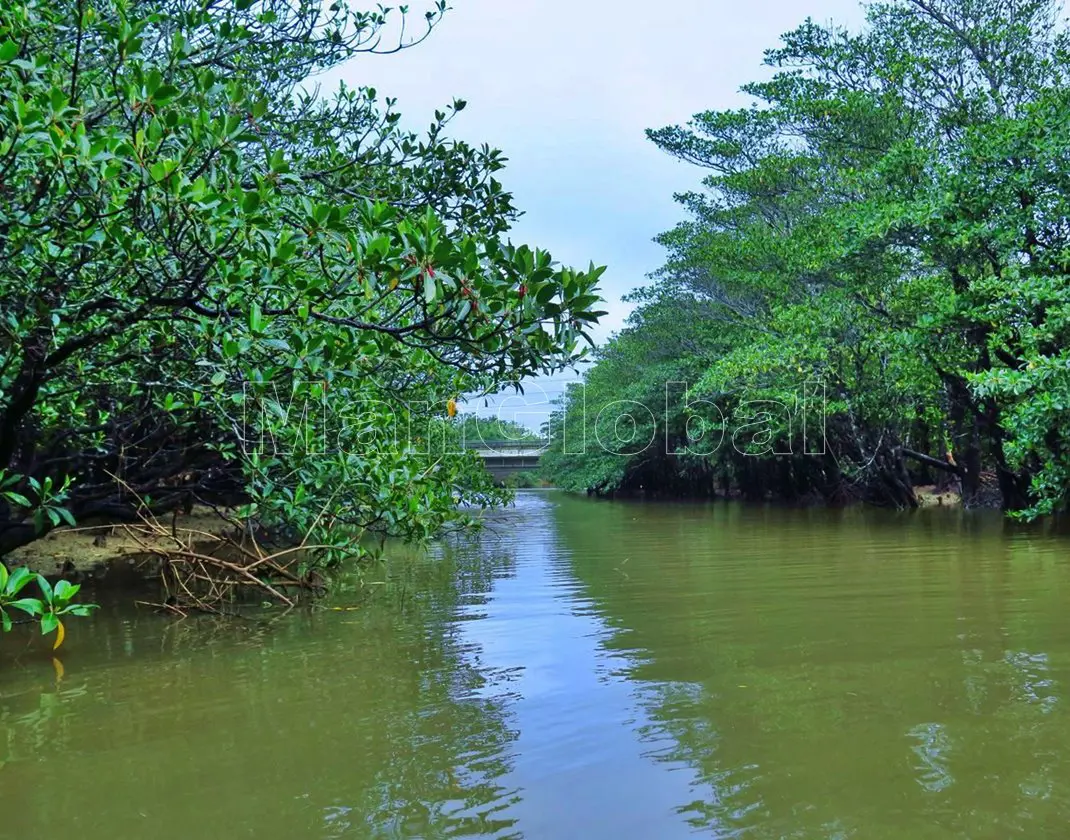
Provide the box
[327,0,865,427]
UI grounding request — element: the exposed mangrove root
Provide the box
[110,476,331,616]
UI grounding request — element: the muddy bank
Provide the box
[914,485,962,508]
[6,508,242,582]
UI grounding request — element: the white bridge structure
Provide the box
[464,439,549,480]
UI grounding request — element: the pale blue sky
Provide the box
[328,0,865,427]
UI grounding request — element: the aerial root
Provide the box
[105,473,331,615]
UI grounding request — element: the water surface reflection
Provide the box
[3,492,1070,839]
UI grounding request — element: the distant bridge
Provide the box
[464,439,549,480]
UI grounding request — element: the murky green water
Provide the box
[4,492,1070,838]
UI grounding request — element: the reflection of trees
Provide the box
[0,542,523,840]
[551,495,1070,837]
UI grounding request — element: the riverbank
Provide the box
[3,480,967,589]
[7,507,247,581]
[580,481,971,509]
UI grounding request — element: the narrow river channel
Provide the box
[4,490,1070,838]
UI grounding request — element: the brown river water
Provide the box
[3,490,1070,838]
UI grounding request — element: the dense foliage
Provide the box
[545,0,1070,516]
[0,0,604,588]
[461,415,541,445]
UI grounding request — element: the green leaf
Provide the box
[153,84,180,104]
[1,609,10,633]
[0,40,18,64]
[53,579,79,603]
[3,491,31,508]
[535,285,557,305]
[5,566,32,597]
[59,604,97,617]
[40,612,59,636]
[7,597,44,617]
[36,574,53,605]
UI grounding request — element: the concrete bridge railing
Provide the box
[463,439,550,457]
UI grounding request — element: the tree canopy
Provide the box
[0,0,605,567]
[545,0,1070,517]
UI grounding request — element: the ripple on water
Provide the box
[4,491,1070,839]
